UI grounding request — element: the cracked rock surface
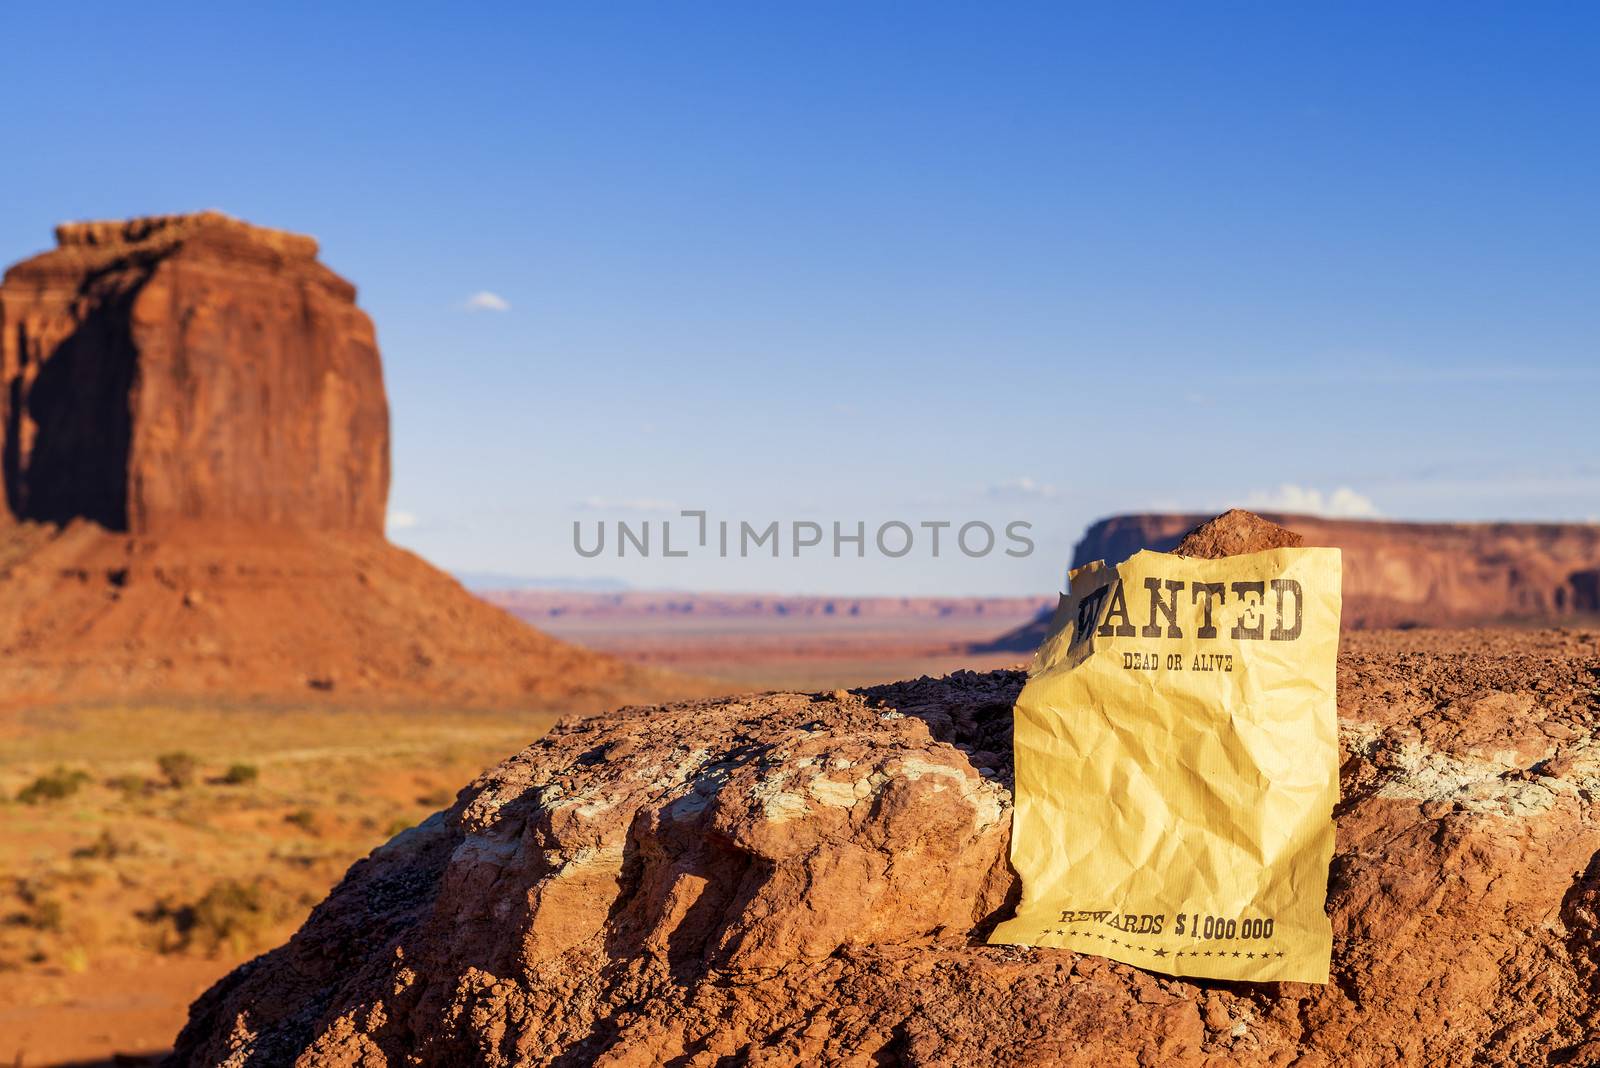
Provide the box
[170,627,1600,1066]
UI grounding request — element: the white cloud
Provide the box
[386,509,420,531]
[1243,484,1381,518]
[577,496,678,512]
[988,476,1059,499]
[462,291,510,313]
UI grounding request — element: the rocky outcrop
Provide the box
[1170,507,1303,558]
[0,212,389,534]
[0,215,693,708]
[168,623,1600,1066]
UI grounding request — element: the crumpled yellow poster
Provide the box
[989,547,1341,983]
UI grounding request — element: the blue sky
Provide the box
[3,4,1596,594]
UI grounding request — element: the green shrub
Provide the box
[16,767,91,804]
[7,881,65,931]
[156,751,200,789]
[284,808,319,834]
[191,880,270,954]
[106,773,152,798]
[150,879,282,956]
[73,827,137,861]
[221,763,259,786]
[23,897,64,932]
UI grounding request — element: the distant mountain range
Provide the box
[455,573,632,593]
[479,589,1053,622]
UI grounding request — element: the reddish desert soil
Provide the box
[2,956,237,1066]
[0,702,564,1068]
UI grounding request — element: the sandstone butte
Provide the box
[171,511,1600,1066]
[0,212,691,708]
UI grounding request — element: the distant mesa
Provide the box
[977,510,1600,652]
[0,212,693,708]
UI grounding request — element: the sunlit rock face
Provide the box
[0,211,389,535]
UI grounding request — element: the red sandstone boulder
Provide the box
[166,627,1600,1065]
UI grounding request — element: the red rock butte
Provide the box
[0,213,693,709]
[1,211,387,534]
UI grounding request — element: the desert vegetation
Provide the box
[0,701,562,1062]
